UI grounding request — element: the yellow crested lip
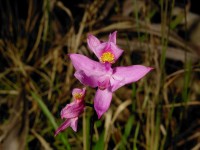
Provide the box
[73,93,83,100]
[100,52,115,63]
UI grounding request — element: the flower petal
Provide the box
[72,87,86,96]
[87,34,107,58]
[55,119,71,136]
[91,43,108,59]
[87,34,101,53]
[61,100,84,119]
[94,88,113,119]
[74,70,98,87]
[55,117,79,136]
[97,76,110,90]
[111,65,153,91]
[108,31,117,44]
[109,43,123,61]
[72,87,86,100]
[69,54,107,75]
[70,117,78,132]
[69,54,107,87]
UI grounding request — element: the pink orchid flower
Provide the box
[55,88,86,136]
[87,31,123,64]
[69,31,153,119]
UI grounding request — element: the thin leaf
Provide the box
[31,92,71,150]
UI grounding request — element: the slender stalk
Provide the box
[90,108,98,150]
[84,103,95,150]
[83,112,87,150]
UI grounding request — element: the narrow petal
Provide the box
[94,88,113,119]
[111,65,153,91]
[61,100,84,119]
[110,43,123,61]
[92,43,107,59]
[55,119,71,136]
[69,54,107,87]
[70,117,78,132]
[87,34,107,58]
[74,70,99,87]
[69,54,107,75]
[69,54,105,73]
[108,31,117,44]
[87,34,101,53]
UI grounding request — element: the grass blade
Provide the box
[31,92,71,150]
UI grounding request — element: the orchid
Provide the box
[55,88,86,136]
[69,31,153,119]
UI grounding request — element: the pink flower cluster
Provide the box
[55,31,153,135]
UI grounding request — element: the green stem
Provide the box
[90,108,97,150]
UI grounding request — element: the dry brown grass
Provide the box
[0,0,200,150]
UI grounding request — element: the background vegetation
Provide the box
[0,0,200,149]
